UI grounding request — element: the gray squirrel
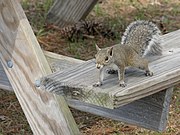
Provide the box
[94,20,162,87]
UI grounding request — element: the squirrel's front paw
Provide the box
[93,82,102,87]
[145,71,153,77]
[119,80,127,87]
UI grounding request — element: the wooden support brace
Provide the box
[0,0,79,134]
[46,0,98,27]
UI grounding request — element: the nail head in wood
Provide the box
[7,60,13,68]
[35,79,41,87]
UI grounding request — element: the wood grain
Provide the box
[0,50,174,131]
[26,50,175,131]
[40,29,180,109]
[0,61,12,91]
[68,88,173,131]
[0,0,176,132]
[0,51,83,91]
[46,0,98,27]
[44,51,84,72]
[0,1,79,135]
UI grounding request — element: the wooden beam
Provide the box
[0,51,84,92]
[44,51,174,131]
[68,87,173,131]
[0,1,79,135]
[39,30,180,109]
[0,50,174,131]
[42,51,175,131]
[0,61,12,91]
[46,0,98,27]
[44,51,84,72]
[2,25,180,91]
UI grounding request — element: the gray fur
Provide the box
[94,20,162,87]
[121,20,162,57]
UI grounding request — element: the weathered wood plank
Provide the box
[39,30,180,109]
[0,1,79,135]
[0,61,12,91]
[44,51,84,72]
[2,25,180,91]
[0,50,174,131]
[44,51,174,131]
[68,88,173,131]
[46,0,98,27]
[30,50,175,131]
[0,51,83,92]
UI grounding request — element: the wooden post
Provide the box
[0,0,79,134]
[46,0,98,27]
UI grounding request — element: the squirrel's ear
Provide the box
[108,47,113,56]
[95,44,101,51]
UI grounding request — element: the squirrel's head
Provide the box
[95,44,113,69]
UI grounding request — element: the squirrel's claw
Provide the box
[93,82,102,87]
[119,81,127,87]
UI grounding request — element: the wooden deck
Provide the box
[40,29,180,109]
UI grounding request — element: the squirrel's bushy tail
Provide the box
[121,20,162,57]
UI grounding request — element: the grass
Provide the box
[94,4,105,17]
[43,0,53,13]
[0,0,180,135]
[21,0,53,36]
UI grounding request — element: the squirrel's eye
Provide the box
[105,56,109,62]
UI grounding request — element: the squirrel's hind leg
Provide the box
[133,58,153,77]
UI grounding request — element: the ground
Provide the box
[0,0,180,134]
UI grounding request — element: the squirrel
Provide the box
[94,20,162,87]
